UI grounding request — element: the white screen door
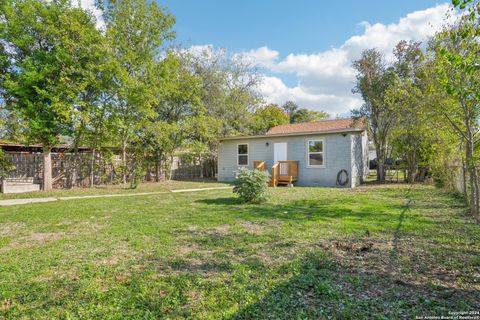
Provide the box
[274,142,287,164]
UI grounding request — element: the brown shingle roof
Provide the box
[266,118,365,135]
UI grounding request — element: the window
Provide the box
[306,139,324,167]
[237,144,248,166]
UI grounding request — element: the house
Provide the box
[217,118,369,188]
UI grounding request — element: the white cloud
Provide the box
[185,44,219,57]
[234,46,279,68]
[237,3,457,116]
[78,0,104,29]
[259,76,362,114]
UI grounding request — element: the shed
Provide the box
[217,118,368,187]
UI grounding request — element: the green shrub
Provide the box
[233,167,270,203]
[130,166,146,189]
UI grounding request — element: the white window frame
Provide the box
[305,138,326,168]
[237,143,249,166]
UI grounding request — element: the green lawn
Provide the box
[0,180,231,200]
[0,183,479,319]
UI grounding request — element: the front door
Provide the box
[274,142,287,164]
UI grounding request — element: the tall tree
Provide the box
[0,0,105,190]
[388,41,432,183]
[250,104,289,134]
[290,108,329,123]
[178,46,261,175]
[281,101,329,124]
[281,100,299,118]
[0,108,26,142]
[144,52,205,181]
[432,4,480,220]
[352,49,396,182]
[104,0,175,184]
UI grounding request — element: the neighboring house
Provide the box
[217,118,369,187]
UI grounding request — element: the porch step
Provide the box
[1,182,41,194]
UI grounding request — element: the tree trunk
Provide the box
[168,155,174,181]
[155,152,161,182]
[42,148,53,191]
[376,146,385,182]
[406,155,417,184]
[415,166,429,182]
[121,140,127,185]
[199,156,203,179]
[71,148,79,189]
[90,148,96,188]
[466,137,480,219]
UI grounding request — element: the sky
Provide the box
[82,0,456,116]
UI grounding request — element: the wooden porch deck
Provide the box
[253,160,299,187]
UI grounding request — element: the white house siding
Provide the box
[218,132,361,187]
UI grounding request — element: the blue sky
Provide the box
[153,1,454,115]
[163,1,443,55]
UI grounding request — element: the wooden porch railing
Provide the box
[253,160,298,187]
[271,163,279,187]
[253,160,266,171]
[270,160,298,187]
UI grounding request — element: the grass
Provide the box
[0,179,230,200]
[0,182,479,319]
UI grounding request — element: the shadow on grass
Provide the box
[229,251,480,320]
[388,188,411,274]
[196,196,417,227]
[195,184,473,236]
[199,197,241,205]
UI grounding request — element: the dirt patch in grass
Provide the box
[211,224,231,235]
[96,255,121,266]
[242,221,265,234]
[0,222,108,253]
[319,236,480,292]
[0,232,66,253]
[242,220,282,235]
[29,232,65,244]
[0,222,26,237]
[1,299,12,313]
[178,242,202,256]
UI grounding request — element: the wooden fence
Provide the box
[4,153,119,188]
[4,152,217,188]
[170,156,217,180]
[5,153,42,183]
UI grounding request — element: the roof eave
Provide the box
[220,127,365,141]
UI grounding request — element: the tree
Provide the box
[387,41,434,183]
[177,46,262,176]
[80,60,119,187]
[282,101,299,118]
[0,0,105,190]
[281,101,329,124]
[0,107,26,142]
[352,48,396,182]
[290,108,329,123]
[182,46,262,137]
[432,7,480,220]
[143,52,205,181]
[104,0,175,184]
[250,104,289,134]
